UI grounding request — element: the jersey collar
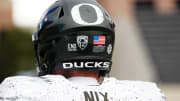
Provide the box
[68,76,99,86]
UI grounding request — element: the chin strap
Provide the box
[32,32,54,76]
[32,32,42,75]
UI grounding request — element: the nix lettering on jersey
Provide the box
[62,62,110,69]
[84,91,108,101]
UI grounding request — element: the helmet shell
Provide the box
[33,0,115,76]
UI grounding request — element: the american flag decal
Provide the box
[93,36,106,45]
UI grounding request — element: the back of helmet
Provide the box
[32,0,115,77]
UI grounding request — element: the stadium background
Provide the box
[0,0,180,100]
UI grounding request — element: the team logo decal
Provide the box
[71,3,104,25]
[107,44,112,54]
[62,61,110,69]
[77,35,88,50]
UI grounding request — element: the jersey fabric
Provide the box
[0,75,166,101]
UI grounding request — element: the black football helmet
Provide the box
[32,0,115,76]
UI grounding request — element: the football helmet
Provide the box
[32,0,115,76]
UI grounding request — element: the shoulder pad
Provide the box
[0,76,42,100]
[103,77,166,101]
[0,75,67,101]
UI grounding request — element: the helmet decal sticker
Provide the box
[62,62,110,69]
[77,35,88,50]
[107,44,112,55]
[68,43,77,52]
[71,3,104,25]
[93,36,105,45]
[93,45,105,53]
[93,36,106,53]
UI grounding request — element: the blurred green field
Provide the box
[0,28,34,82]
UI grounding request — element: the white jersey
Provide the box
[0,75,165,101]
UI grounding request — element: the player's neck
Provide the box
[53,70,99,81]
[68,70,99,80]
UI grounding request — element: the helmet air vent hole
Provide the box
[59,8,64,18]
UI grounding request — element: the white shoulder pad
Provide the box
[0,75,70,101]
[0,76,43,101]
[103,77,166,101]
